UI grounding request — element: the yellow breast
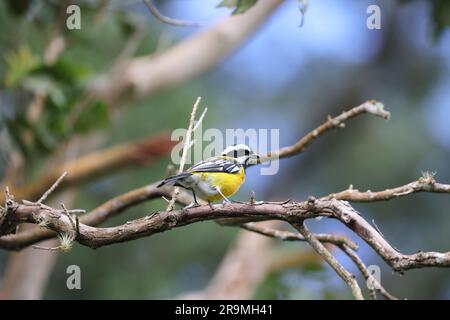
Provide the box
[199,168,245,202]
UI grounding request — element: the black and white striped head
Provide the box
[221,144,260,166]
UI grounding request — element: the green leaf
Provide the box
[47,112,68,137]
[74,100,110,133]
[4,45,41,87]
[22,75,67,108]
[30,59,91,85]
[217,0,258,14]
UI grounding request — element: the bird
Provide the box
[157,144,260,207]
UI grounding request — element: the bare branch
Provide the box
[178,97,201,172]
[193,107,208,132]
[32,244,62,251]
[1,178,449,299]
[4,199,317,249]
[167,96,202,211]
[0,183,191,250]
[143,0,201,27]
[258,100,390,163]
[293,222,364,300]
[340,244,398,300]
[2,187,449,273]
[36,171,67,204]
[242,221,397,300]
[322,198,450,271]
[240,222,358,250]
[326,174,450,202]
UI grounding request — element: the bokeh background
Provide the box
[0,0,449,299]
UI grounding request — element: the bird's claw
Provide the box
[183,202,201,210]
[221,199,232,207]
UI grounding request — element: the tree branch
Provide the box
[340,244,398,300]
[326,172,450,202]
[167,96,203,211]
[142,0,201,27]
[240,222,358,250]
[293,222,364,300]
[320,198,450,271]
[241,221,397,300]
[0,183,191,250]
[257,100,390,163]
[2,192,449,273]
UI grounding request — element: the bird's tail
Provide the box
[157,172,192,188]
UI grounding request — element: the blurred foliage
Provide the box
[218,0,450,38]
[4,46,41,88]
[398,0,450,39]
[217,0,258,14]
[0,0,145,160]
[431,0,450,39]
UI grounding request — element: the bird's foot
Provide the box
[183,202,201,210]
[214,186,232,206]
[221,198,232,207]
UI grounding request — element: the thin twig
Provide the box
[142,0,201,27]
[167,96,202,211]
[32,245,61,251]
[293,222,364,300]
[5,187,12,200]
[36,171,67,204]
[179,97,202,172]
[61,203,76,235]
[240,222,358,250]
[241,221,399,299]
[193,107,208,132]
[257,100,390,164]
[326,174,450,202]
[341,244,398,300]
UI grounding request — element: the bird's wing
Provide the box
[188,157,242,174]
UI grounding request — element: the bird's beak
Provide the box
[247,154,261,165]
